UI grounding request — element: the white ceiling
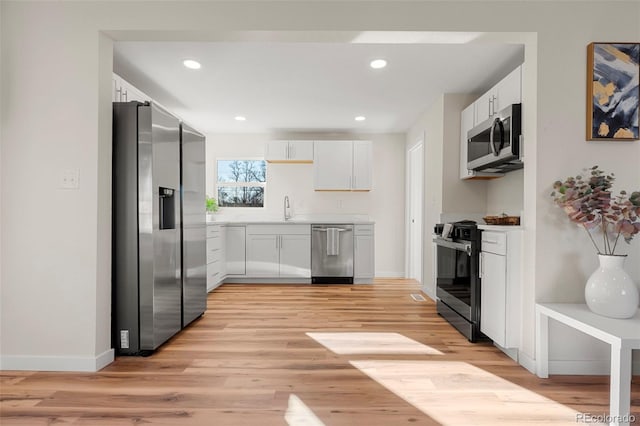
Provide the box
[114,39,523,134]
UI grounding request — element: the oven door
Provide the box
[433,237,477,322]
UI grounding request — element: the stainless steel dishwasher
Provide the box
[311,224,354,284]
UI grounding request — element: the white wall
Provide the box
[1,0,639,373]
[406,96,444,298]
[486,169,524,217]
[406,93,488,298]
[205,133,405,277]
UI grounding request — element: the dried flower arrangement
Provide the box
[550,166,640,255]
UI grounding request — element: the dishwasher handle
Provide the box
[312,227,352,233]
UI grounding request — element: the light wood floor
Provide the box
[1,280,638,425]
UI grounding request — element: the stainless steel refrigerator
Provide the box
[180,123,206,327]
[112,101,205,355]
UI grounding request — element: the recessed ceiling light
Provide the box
[355,116,366,121]
[370,59,387,69]
[235,116,246,121]
[183,59,201,70]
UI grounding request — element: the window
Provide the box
[217,159,266,208]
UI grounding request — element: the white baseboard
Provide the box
[517,356,640,376]
[518,351,537,375]
[550,359,640,375]
[375,271,404,278]
[0,348,114,372]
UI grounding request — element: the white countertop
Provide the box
[207,214,374,225]
[478,224,523,231]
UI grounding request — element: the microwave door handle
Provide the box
[497,119,506,152]
[489,118,500,157]
[489,117,501,156]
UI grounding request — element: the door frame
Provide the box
[405,138,424,286]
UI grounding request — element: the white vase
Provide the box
[584,254,639,319]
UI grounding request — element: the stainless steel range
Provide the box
[433,220,482,342]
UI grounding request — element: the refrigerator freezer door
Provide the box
[180,123,207,327]
[139,102,182,351]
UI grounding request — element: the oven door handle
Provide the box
[433,238,472,256]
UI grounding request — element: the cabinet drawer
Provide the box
[207,225,221,238]
[207,235,222,251]
[354,224,374,235]
[208,259,222,276]
[481,231,506,255]
[207,247,221,264]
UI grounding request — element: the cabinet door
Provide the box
[119,78,148,103]
[265,140,290,162]
[225,226,246,275]
[279,234,311,278]
[352,140,372,191]
[495,65,521,112]
[246,234,279,276]
[460,104,475,179]
[220,226,227,277]
[354,234,375,279]
[480,251,507,347]
[288,140,314,162]
[313,141,353,190]
[474,89,493,125]
[113,76,120,101]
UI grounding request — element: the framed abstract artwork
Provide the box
[586,42,639,141]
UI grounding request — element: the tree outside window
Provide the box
[217,160,266,207]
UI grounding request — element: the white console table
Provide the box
[536,303,640,426]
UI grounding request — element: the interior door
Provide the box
[408,143,423,284]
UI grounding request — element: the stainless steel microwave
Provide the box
[467,103,522,173]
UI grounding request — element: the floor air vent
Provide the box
[410,293,426,302]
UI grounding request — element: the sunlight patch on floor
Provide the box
[306,332,443,355]
[350,360,604,425]
[285,394,326,426]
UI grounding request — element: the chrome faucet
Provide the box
[284,195,292,221]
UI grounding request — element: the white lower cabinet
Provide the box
[246,234,279,276]
[279,234,312,277]
[206,224,225,291]
[246,225,311,278]
[480,250,507,346]
[225,225,246,275]
[354,224,375,283]
[479,228,522,351]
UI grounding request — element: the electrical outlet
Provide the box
[120,330,129,349]
[59,169,80,189]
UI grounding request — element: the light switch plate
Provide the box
[59,169,79,189]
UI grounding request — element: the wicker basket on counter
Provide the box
[483,215,520,226]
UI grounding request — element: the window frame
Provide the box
[215,157,267,209]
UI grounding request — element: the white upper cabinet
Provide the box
[474,65,522,125]
[265,140,314,163]
[352,140,372,191]
[313,140,372,191]
[112,73,150,103]
[314,141,353,190]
